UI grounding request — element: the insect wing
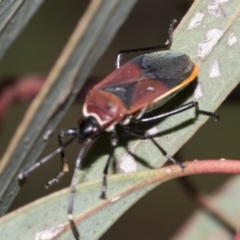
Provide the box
[94,50,198,115]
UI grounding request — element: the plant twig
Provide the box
[178,177,236,233]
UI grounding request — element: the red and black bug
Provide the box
[18,19,219,238]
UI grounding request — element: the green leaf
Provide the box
[0,0,44,61]
[1,161,240,240]
[0,0,138,215]
[1,0,240,239]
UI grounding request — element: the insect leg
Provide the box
[45,128,79,188]
[124,126,185,169]
[137,101,219,123]
[100,131,119,199]
[149,136,185,168]
[115,19,176,68]
[18,136,76,182]
[68,141,90,240]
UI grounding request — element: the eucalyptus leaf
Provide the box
[1,160,240,240]
[0,0,138,216]
[0,0,44,61]
[1,0,240,239]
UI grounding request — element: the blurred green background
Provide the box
[0,0,239,239]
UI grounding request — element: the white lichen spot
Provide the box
[220,158,226,161]
[193,83,203,99]
[118,143,138,173]
[145,127,159,140]
[209,60,221,78]
[228,32,237,47]
[197,29,224,59]
[35,224,64,240]
[118,154,137,173]
[43,129,53,141]
[110,195,122,203]
[188,11,205,30]
[207,1,226,18]
[166,168,172,174]
[147,86,155,91]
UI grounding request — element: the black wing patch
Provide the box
[100,82,136,109]
[100,50,194,109]
[133,50,194,88]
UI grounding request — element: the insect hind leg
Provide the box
[124,126,185,169]
[137,101,219,123]
[195,102,219,120]
[67,141,90,240]
[150,136,185,169]
[45,128,79,188]
[115,19,177,69]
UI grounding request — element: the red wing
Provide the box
[94,51,198,115]
[128,78,170,112]
[94,63,142,88]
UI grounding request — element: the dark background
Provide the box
[0,1,239,239]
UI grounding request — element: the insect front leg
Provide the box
[45,128,79,188]
[68,141,89,240]
[115,19,176,68]
[18,135,77,183]
[100,131,119,199]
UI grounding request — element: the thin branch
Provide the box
[178,177,236,234]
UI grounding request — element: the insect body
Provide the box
[85,50,199,132]
[18,20,219,239]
